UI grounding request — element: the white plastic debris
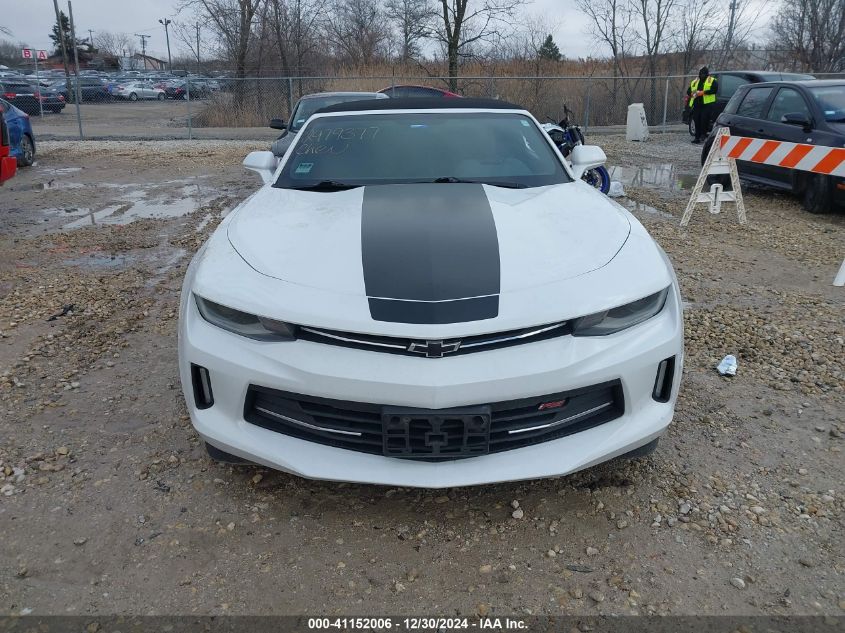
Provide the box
[717,355,737,376]
[608,181,626,198]
[834,257,845,286]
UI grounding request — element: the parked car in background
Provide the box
[0,98,35,166]
[66,77,111,102]
[686,70,816,138]
[0,106,17,184]
[269,91,388,157]
[703,80,845,214]
[114,81,166,101]
[0,79,45,115]
[34,81,67,113]
[164,81,210,100]
[378,84,461,98]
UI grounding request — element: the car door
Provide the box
[0,100,22,152]
[715,72,751,116]
[725,85,775,179]
[757,86,816,185]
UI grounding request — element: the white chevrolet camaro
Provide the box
[178,98,684,487]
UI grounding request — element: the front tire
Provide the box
[801,173,832,214]
[582,166,611,194]
[17,135,35,167]
[689,117,696,138]
[157,92,165,101]
[129,92,138,102]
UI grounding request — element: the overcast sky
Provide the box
[1,0,774,65]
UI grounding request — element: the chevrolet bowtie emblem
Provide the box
[407,339,461,358]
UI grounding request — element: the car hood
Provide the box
[226,182,631,324]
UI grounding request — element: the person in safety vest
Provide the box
[687,66,718,144]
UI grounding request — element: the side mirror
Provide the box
[781,112,812,130]
[243,150,278,185]
[569,145,607,180]
[269,118,287,130]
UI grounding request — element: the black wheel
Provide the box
[205,442,250,464]
[801,173,833,214]
[157,92,165,101]
[50,106,63,113]
[129,92,138,102]
[689,117,696,138]
[18,134,34,167]
[620,438,660,460]
[700,137,713,165]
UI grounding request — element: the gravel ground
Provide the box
[0,134,843,617]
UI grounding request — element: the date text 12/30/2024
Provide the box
[307,618,528,630]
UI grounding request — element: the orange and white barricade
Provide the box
[720,136,845,177]
[682,129,845,286]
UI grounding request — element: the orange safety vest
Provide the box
[689,76,716,107]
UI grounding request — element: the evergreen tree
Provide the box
[49,11,78,55]
[538,34,562,61]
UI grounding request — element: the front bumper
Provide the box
[178,281,683,488]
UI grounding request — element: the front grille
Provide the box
[244,381,624,461]
[296,321,570,358]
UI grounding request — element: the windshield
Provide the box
[289,95,377,132]
[274,111,571,190]
[808,85,845,122]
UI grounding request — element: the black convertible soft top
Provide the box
[315,97,525,115]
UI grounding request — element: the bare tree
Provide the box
[266,0,327,75]
[326,0,389,66]
[575,0,636,75]
[0,39,27,66]
[631,0,677,118]
[770,0,845,72]
[433,0,525,90]
[672,0,720,74]
[575,0,636,115]
[385,0,435,62]
[172,21,205,71]
[501,14,563,114]
[94,30,135,57]
[179,0,262,82]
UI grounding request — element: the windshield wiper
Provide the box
[288,180,358,191]
[429,177,527,189]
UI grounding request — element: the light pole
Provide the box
[159,19,172,72]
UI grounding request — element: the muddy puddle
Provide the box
[62,253,133,269]
[619,198,676,220]
[50,179,218,229]
[609,164,698,191]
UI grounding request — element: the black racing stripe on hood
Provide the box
[361,183,500,323]
[368,296,498,325]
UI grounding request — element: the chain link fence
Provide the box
[32,73,845,142]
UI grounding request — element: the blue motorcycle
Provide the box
[542,105,611,195]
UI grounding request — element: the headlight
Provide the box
[571,287,669,336]
[195,296,295,341]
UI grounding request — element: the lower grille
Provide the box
[244,380,624,461]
